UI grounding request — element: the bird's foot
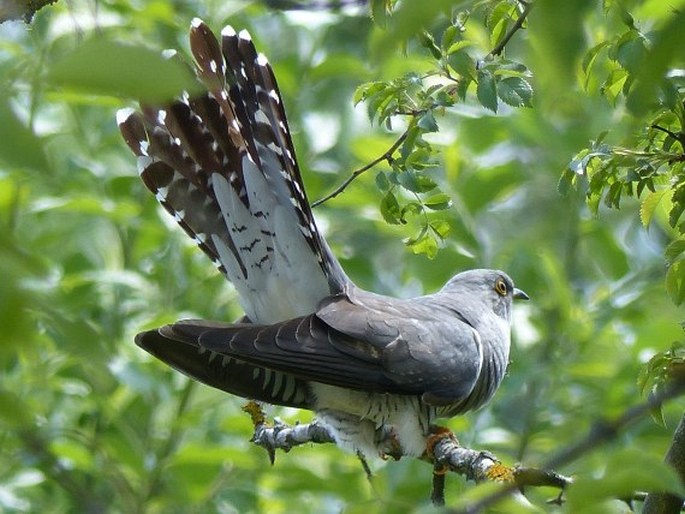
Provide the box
[425,425,458,473]
[379,430,403,461]
[425,426,458,507]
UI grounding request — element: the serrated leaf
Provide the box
[353,81,385,105]
[405,149,437,171]
[417,111,439,132]
[375,171,390,191]
[487,1,514,49]
[446,40,473,55]
[666,259,685,305]
[582,41,610,74]
[430,219,450,238]
[397,170,437,193]
[476,69,498,112]
[400,201,422,220]
[418,31,442,60]
[666,237,685,265]
[424,193,452,210]
[615,31,647,73]
[405,227,439,258]
[441,25,459,51]
[448,50,475,81]
[558,168,576,196]
[640,189,671,228]
[380,191,402,224]
[497,77,533,107]
[47,38,198,102]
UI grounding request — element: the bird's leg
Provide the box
[425,425,458,506]
[425,425,459,464]
[356,451,373,481]
[425,425,459,474]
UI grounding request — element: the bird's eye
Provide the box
[495,278,508,296]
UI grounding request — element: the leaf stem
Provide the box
[488,0,534,58]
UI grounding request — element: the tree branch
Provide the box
[487,1,534,58]
[643,411,685,514]
[311,129,410,208]
[243,379,685,510]
[242,401,572,506]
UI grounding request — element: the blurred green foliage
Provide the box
[1,0,685,512]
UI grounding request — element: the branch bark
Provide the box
[243,379,685,510]
[487,0,534,58]
[643,412,685,514]
[243,401,572,506]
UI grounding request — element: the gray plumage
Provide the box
[119,19,528,458]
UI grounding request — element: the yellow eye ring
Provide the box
[495,278,508,296]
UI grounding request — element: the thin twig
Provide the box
[651,124,685,146]
[311,129,410,208]
[488,0,534,58]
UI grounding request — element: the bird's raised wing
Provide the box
[118,19,348,324]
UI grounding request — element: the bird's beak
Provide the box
[513,288,529,301]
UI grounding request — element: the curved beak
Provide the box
[513,288,529,301]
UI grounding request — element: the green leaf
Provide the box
[665,237,685,265]
[380,191,403,224]
[405,227,439,258]
[353,81,386,105]
[582,41,609,75]
[418,31,442,60]
[375,171,390,191]
[487,0,514,49]
[47,38,199,102]
[424,193,452,210]
[615,31,648,74]
[558,168,576,196]
[417,111,439,132]
[446,40,473,55]
[397,169,437,193]
[666,259,685,305]
[448,49,476,81]
[497,77,533,107]
[441,25,459,51]
[639,189,671,228]
[476,69,498,112]
[430,219,450,238]
[626,8,685,116]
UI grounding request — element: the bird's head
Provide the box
[441,269,529,322]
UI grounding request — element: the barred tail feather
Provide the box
[118,19,349,323]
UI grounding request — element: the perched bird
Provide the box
[118,19,528,459]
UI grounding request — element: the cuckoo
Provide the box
[117,19,528,458]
